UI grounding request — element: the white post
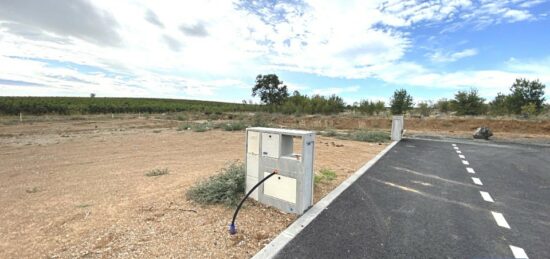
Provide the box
[391,115,404,141]
[111,113,114,119]
[20,112,22,122]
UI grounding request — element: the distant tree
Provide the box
[435,98,451,113]
[390,89,413,115]
[90,93,96,98]
[451,88,486,116]
[521,102,537,117]
[358,100,375,115]
[252,74,289,105]
[374,101,385,115]
[418,101,431,117]
[507,78,545,114]
[489,93,510,115]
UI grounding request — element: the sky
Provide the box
[0,0,549,105]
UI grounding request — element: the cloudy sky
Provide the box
[1,0,549,104]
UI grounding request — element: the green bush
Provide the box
[349,130,390,142]
[177,123,192,131]
[146,168,169,177]
[186,161,245,206]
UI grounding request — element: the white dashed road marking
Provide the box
[462,160,470,165]
[471,177,483,186]
[456,150,462,154]
[459,154,465,159]
[452,144,457,147]
[453,147,459,150]
[466,167,475,174]
[480,191,494,202]
[491,211,511,229]
[509,245,529,259]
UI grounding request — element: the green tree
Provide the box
[489,93,510,115]
[418,101,431,117]
[390,89,413,115]
[521,102,537,117]
[451,88,486,116]
[374,101,385,115]
[435,98,451,113]
[251,74,289,105]
[508,78,545,114]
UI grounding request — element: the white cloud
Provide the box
[429,48,478,63]
[311,85,360,96]
[0,0,546,101]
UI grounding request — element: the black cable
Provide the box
[229,171,277,235]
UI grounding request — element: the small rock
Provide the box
[473,127,493,140]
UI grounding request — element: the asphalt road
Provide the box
[275,138,550,258]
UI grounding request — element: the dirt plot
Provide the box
[0,118,387,258]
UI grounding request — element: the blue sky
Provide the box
[0,0,549,105]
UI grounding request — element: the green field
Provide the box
[0,96,263,115]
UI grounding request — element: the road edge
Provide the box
[252,140,401,259]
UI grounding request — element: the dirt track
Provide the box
[0,118,387,258]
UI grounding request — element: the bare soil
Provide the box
[0,118,387,258]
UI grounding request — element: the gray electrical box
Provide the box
[245,127,315,214]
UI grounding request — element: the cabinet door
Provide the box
[263,172,296,203]
[247,131,260,155]
[261,133,280,158]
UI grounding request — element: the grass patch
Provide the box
[222,121,247,131]
[344,130,390,142]
[314,168,337,184]
[152,130,162,133]
[186,161,245,206]
[76,204,92,208]
[145,168,169,177]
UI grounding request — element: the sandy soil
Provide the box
[0,118,387,258]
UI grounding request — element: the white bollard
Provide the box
[20,112,22,122]
[391,115,404,141]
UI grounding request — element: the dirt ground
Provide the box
[0,118,388,258]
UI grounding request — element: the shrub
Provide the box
[177,123,192,131]
[177,114,188,121]
[222,121,246,131]
[193,123,210,132]
[146,168,169,177]
[349,130,390,142]
[321,129,337,137]
[186,161,245,206]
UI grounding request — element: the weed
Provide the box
[222,121,246,131]
[193,123,210,132]
[76,204,91,208]
[186,161,245,206]
[26,187,39,193]
[314,168,337,184]
[321,129,337,137]
[177,123,192,131]
[146,168,169,177]
[153,130,162,133]
[176,114,188,121]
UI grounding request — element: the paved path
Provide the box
[275,138,550,258]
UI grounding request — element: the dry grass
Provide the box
[0,118,387,258]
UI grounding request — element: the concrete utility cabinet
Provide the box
[245,127,315,214]
[391,115,404,141]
